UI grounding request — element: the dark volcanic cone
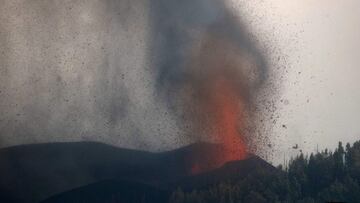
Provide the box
[0,142,276,203]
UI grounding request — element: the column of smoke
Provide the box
[151,0,268,174]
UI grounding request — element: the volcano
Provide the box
[0,142,276,203]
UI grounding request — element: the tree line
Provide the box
[170,141,360,203]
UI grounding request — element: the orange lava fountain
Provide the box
[211,76,247,161]
[190,75,248,175]
[186,34,253,175]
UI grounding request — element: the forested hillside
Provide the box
[170,141,360,203]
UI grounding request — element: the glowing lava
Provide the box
[190,75,248,175]
[185,33,255,175]
[211,76,247,161]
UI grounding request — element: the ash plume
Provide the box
[150,0,269,171]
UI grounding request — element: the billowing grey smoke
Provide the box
[0,0,268,152]
[151,0,267,92]
[150,0,268,146]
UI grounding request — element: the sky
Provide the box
[0,0,359,165]
[231,0,360,163]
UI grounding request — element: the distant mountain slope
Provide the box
[41,155,276,203]
[0,142,156,203]
[0,142,276,203]
[41,179,170,203]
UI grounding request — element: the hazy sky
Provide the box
[232,0,360,163]
[0,0,359,165]
[1,0,263,152]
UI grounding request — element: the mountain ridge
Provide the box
[0,141,275,203]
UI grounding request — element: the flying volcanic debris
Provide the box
[150,0,268,173]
